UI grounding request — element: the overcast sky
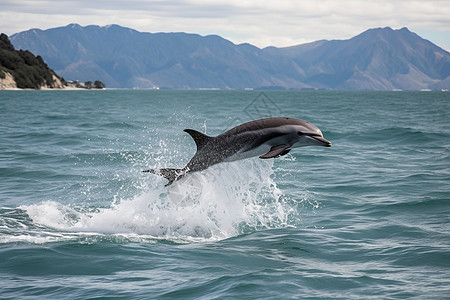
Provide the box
[1,0,449,50]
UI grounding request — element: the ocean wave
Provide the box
[100,122,137,129]
[349,127,449,145]
[3,159,305,244]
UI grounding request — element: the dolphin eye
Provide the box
[297,132,304,136]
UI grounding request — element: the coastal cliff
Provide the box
[0,33,65,90]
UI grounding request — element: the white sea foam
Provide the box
[20,159,299,243]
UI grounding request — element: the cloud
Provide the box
[1,0,449,49]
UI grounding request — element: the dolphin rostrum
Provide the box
[143,117,331,185]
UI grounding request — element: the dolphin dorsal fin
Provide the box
[184,129,213,150]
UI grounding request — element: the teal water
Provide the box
[0,90,449,299]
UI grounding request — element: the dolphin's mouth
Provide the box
[311,135,332,147]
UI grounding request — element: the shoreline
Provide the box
[0,86,106,91]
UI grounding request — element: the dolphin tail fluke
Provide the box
[142,168,186,186]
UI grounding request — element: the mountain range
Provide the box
[10,24,450,90]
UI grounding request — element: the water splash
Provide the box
[17,159,300,243]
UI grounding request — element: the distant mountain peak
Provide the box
[102,24,121,30]
[67,23,82,29]
[9,24,450,90]
[358,26,416,37]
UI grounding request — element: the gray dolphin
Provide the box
[143,117,331,185]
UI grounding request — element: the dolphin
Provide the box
[143,117,331,186]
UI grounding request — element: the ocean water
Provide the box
[0,90,449,299]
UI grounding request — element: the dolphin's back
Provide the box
[220,117,306,153]
[224,117,300,136]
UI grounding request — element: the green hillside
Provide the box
[0,33,64,89]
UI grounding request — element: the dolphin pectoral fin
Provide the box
[259,145,291,159]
